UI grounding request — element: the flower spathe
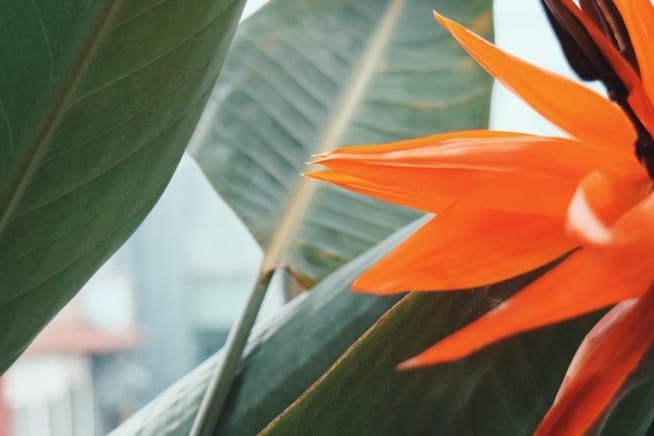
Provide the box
[309,3,654,435]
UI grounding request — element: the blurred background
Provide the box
[0,1,588,435]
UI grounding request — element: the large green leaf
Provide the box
[261,288,654,434]
[189,0,493,286]
[0,0,246,373]
[109,219,423,436]
[599,381,654,435]
[111,225,654,436]
[111,216,653,436]
[261,280,602,435]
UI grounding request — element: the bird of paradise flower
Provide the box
[308,1,654,434]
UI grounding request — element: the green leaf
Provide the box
[590,348,654,434]
[108,224,654,435]
[599,381,654,435]
[189,0,494,286]
[0,0,246,373]
[108,219,425,436]
[262,280,605,435]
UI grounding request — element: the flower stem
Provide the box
[189,269,275,436]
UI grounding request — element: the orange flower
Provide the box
[309,2,654,434]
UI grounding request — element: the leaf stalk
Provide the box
[190,269,275,436]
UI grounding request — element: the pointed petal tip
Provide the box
[351,273,410,295]
[432,9,445,23]
[303,170,337,183]
[397,357,419,371]
[301,171,317,179]
[351,274,370,291]
[307,155,331,166]
[303,157,326,167]
[350,274,381,293]
[350,275,394,295]
[432,10,458,33]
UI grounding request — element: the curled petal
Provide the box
[314,131,638,216]
[609,191,654,251]
[566,170,650,246]
[536,287,654,435]
[433,11,635,152]
[353,204,574,293]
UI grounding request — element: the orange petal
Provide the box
[398,245,654,368]
[614,0,654,104]
[315,131,638,216]
[553,300,637,403]
[536,287,654,435]
[433,11,636,152]
[352,204,575,293]
[566,170,651,245]
[304,171,450,214]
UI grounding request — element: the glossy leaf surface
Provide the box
[263,272,601,435]
[0,0,245,372]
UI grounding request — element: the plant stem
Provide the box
[190,269,274,436]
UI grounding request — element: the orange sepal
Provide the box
[398,245,654,369]
[433,11,635,152]
[536,288,654,435]
[304,170,450,214]
[315,131,638,216]
[352,204,575,293]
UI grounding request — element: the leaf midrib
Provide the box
[0,0,127,239]
[260,0,407,275]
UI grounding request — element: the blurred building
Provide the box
[1,295,138,436]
